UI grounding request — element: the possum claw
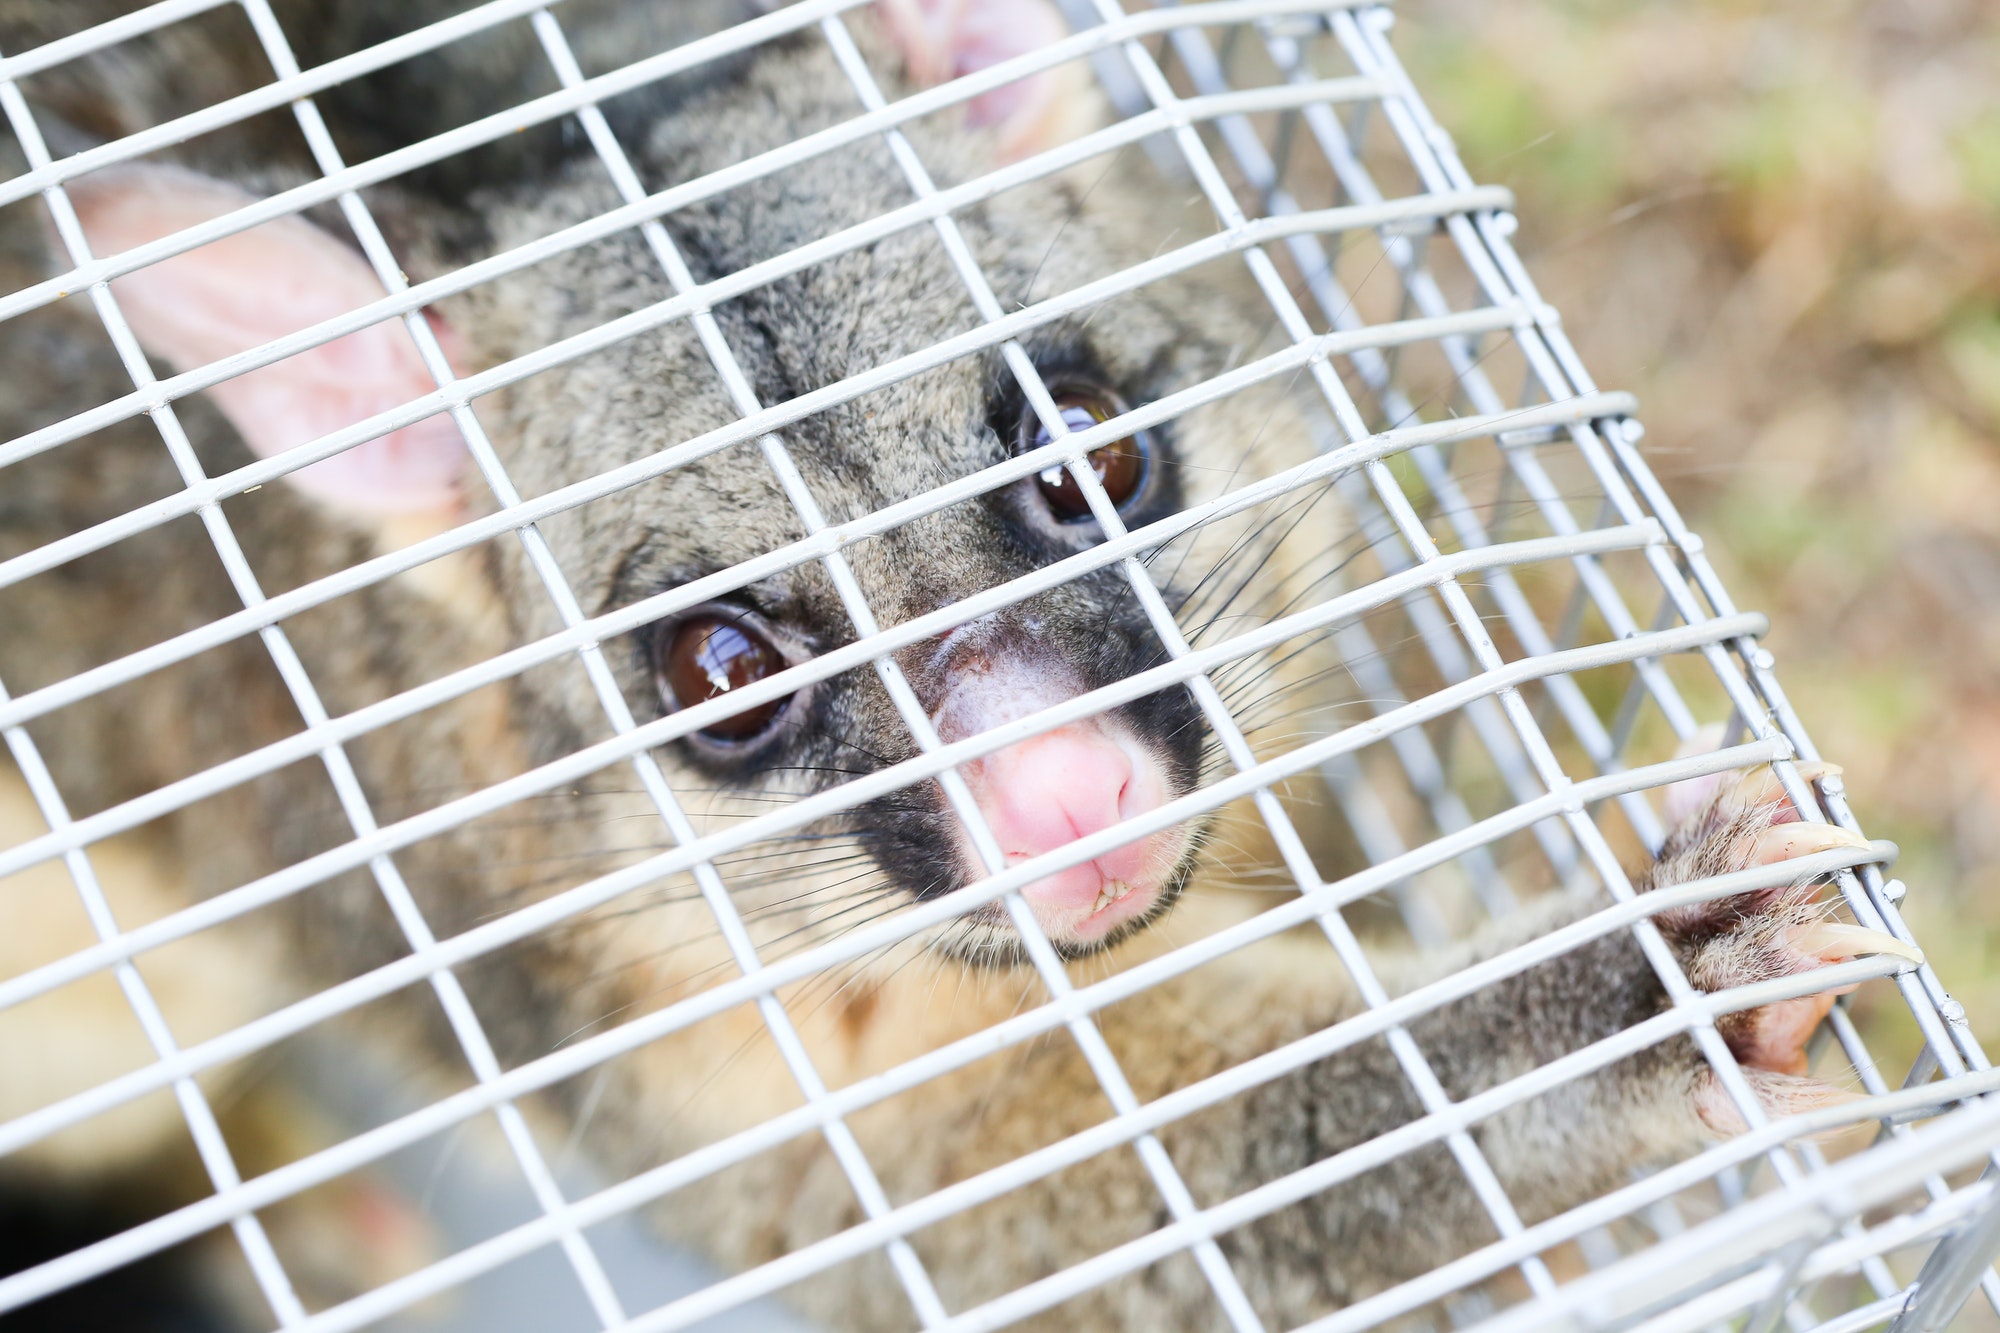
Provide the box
[1653,763,1905,1095]
[1728,761,1841,813]
[1749,822,1872,865]
[1789,921,1923,967]
[1778,760,1843,794]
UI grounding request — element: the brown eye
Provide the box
[1023,390,1149,521]
[658,614,789,742]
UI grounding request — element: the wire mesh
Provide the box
[0,2,1996,1331]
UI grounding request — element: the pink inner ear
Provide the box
[877,0,1077,157]
[67,165,467,516]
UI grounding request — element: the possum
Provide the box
[0,0,1918,1328]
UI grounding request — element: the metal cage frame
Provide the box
[1,1,1998,1330]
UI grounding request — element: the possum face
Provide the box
[65,6,1314,962]
[488,31,1312,959]
[609,375,1212,956]
[490,116,1282,956]
[597,330,1219,957]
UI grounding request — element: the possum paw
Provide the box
[1645,761,1918,1134]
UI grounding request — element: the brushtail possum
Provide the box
[0,1,1915,1328]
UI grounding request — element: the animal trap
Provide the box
[0,2,1996,1332]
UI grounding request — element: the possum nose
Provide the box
[958,722,1178,943]
[979,727,1134,855]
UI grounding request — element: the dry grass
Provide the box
[1395,0,2000,1076]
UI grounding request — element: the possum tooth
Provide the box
[1791,921,1924,966]
[1091,881,1136,915]
[1749,822,1873,864]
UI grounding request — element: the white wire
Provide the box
[0,673,1781,1312]
[0,397,1630,1010]
[0,187,1512,594]
[1,1,1995,1328]
[0,71,1388,473]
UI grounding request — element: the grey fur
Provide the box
[0,4,1859,1328]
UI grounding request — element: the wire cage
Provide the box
[1,1,1997,1331]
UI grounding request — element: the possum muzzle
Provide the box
[924,620,1193,949]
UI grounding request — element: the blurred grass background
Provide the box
[1394,0,2000,1073]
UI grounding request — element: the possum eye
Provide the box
[1022,388,1149,521]
[657,613,790,742]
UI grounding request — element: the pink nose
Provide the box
[957,721,1177,941]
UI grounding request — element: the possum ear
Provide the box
[875,0,1100,159]
[66,165,467,519]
